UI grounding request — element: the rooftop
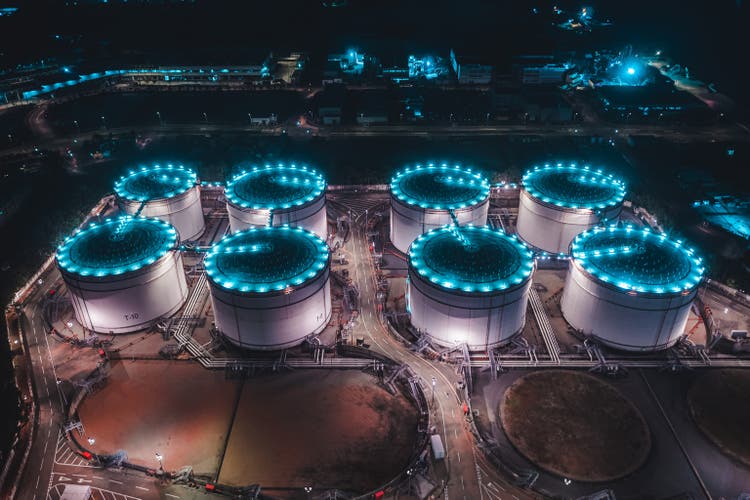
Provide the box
[570,225,705,295]
[391,163,489,210]
[114,164,198,202]
[56,217,178,277]
[205,226,329,293]
[225,164,326,210]
[523,162,626,210]
[410,225,534,294]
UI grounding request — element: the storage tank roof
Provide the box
[410,225,534,293]
[225,163,326,210]
[205,226,329,293]
[115,164,198,202]
[570,225,705,294]
[56,217,177,277]
[391,163,490,210]
[523,162,626,210]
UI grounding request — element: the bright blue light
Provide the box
[522,163,626,210]
[570,225,704,295]
[205,226,329,293]
[627,67,636,75]
[391,163,489,211]
[225,163,326,211]
[115,164,197,202]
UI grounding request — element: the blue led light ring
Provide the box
[225,163,326,211]
[205,226,330,293]
[408,225,534,294]
[56,216,178,277]
[391,163,490,211]
[522,162,626,210]
[114,164,198,202]
[569,225,704,295]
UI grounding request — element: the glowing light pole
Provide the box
[155,452,164,472]
[431,376,436,404]
[156,111,162,126]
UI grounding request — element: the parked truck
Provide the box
[430,434,445,460]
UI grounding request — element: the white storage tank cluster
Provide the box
[206,226,332,350]
[516,162,626,254]
[115,163,205,241]
[407,225,535,350]
[55,216,188,334]
[390,162,490,254]
[225,163,328,239]
[561,225,705,351]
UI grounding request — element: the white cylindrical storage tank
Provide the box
[407,225,535,350]
[115,163,205,241]
[55,216,188,334]
[390,163,490,254]
[561,225,705,352]
[516,162,626,255]
[225,163,328,239]
[206,226,332,350]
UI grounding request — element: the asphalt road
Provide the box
[332,194,533,500]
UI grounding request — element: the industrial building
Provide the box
[561,225,705,351]
[114,163,205,241]
[225,163,328,239]
[390,163,490,254]
[516,162,626,254]
[55,216,188,334]
[206,226,332,350]
[407,225,534,349]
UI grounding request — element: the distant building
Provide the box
[323,50,365,84]
[596,84,712,123]
[407,55,453,83]
[520,63,570,85]
[450,50,493,85]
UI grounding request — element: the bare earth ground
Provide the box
[78,360,239,475]
[218,369,418,494]
[500,370,651,482]
[688,369,750,467]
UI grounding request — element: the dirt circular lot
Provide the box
[500,370,651,482]
[78,361,418,494]
[688,369,750,467]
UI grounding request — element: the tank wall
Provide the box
[118,186,205,241]
[210,270,331,350]
[516,190,621,254]
[390,196,489,254]
[407,273,530,349]
[227,194,328,240]
[560,262,696,351]
[62,252,188,334]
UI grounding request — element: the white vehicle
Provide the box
[60,484,92,500]
[430,434,445,460]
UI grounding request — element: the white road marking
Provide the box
[134,486,149,491]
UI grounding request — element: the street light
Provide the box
[87,437,95,446]
[100,116,107,129]
[155,452,163,471]
[156,111,162,126]
[431,376,436,404]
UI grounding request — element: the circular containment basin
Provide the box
[407,225,534,349]
[225,163,328,239]
[561,225,705,351]
[206,225,331,350]
[501,370,651,482]
[56,216,188,334]
[390,162,490,254]
[516,162,626,254]
[115,163,205,241]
